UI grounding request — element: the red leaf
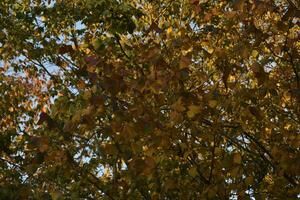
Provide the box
[37,112,49,125]
[84,55,100,66]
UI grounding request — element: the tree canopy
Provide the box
[0,0,299,199]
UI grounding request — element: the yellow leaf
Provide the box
[284,123,292,130]
[251,50,259,58]
[201,41,214,54]
[208,100,218,108]
[166,27,173,36]
[265,127,272,135]
[41,16,47,22]
[264,174,274,184]
[50,191,62,200]
[228,75,236,82]
[188,166,198,177]
[283,91,291,101]
[187,105,201,118]
[8,107,14,112]
[201,41,209,47]
[92,38,102,50]
[207,47,214,54]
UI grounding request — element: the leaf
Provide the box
[248,106,262,120]
[63,121,75,132]
[38,137,50,153]
[190,0,199,4]
[171,98,185,112]
[144,47,160,60]
[77,79,86,89]
[128,158,145,175]
[170,110,183,124]
[233,0,245,11]
[50,191,63,200]
[102,143,118,155]
[165,178,177,190]
[92,38,104,51]
[187,105,201,118]
[208,100,218,108]
[84,55,100,66]
[59,45,74,54]
[188,166,198,177]
[245,176,254,186]
[142,156,156,175]
[179,56,191,69]
[233,153,242,164]
[29,136,49,153]
[37,112,49,125]
[1,0,298,197]
[166,27,173,36]
[207,47,214,54]
[201,41,214,54]
[148,22,163,33]
[251,50,259,58]
[230,166,240,178]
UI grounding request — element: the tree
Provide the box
[0,0,299,199]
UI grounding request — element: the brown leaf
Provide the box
[179,56,191,69]
[171,98,185,112]
[249,106,262,120]
[59,45,74,54]
[29,136,50,152]
[190,0,199,4]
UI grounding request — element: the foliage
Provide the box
[0,0,299,199]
